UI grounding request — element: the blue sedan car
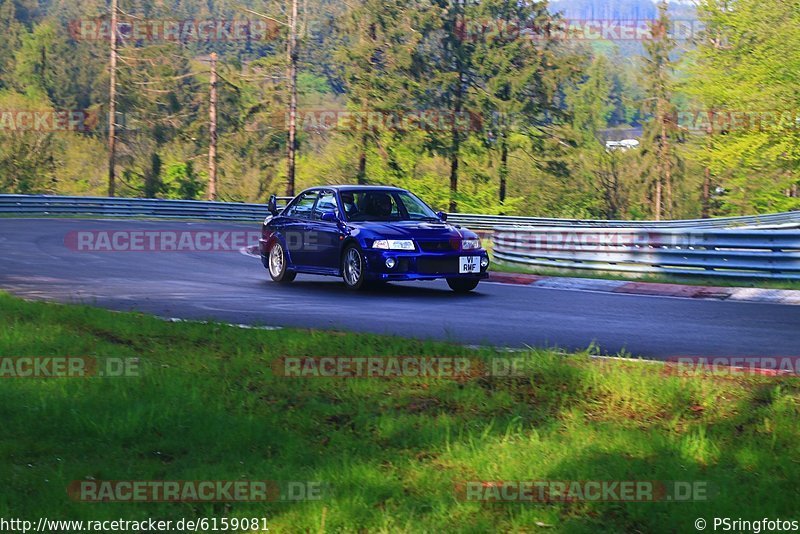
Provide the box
[259,186,489,292]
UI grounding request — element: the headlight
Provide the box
[461,238,481,250]
[372,239,415,251]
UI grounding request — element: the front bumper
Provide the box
[362,249,490,281]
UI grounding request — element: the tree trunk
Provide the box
[702,166,711,218]
[285,0,298,197]
[448,0,465,214]
[449,140,459,213]
[653,100,663,221]
[701,120,714,218]
[356,131,368,185]
[606,152,619,219]
[661,106,671,219]
[654,177,662,221]
[107,0,117,197]
[499,132,508,207]
[207,52,217,201]
[449,72,463,213]
[145,153,161,198]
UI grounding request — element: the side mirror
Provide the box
[267,194,278,216]
[321,211,338,223]
[436,211,447,221]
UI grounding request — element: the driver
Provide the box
[365,192,393,219]
[340,192,358,218]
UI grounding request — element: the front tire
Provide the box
[342,245,367,290]
[267,241,296,283]
[447,278,479,293]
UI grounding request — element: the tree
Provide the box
[14,20,105,110]
[470,0,562,206]
[0,92,61,194]
[565,54,624,218]
[683,0,800,215]
[113,44,200,198]
[334,0,429,185]
[638,0,680,220]
[0,0,23,89]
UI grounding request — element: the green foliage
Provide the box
[683,0,800,215]
[13,20,105,109]
[567,55,615,141]
[0,91,60,193]
[162,161,205,200]
[0,0,797,220]
[638,0,683,219]
[0,0,23,90]
[297,72,332,97]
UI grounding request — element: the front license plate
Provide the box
[459,256,480,274]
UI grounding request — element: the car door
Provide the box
[281,190,319,268]
[307,190,344,272]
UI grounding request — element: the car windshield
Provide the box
[340,190,440,222]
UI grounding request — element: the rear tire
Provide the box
[447,278,479,293]
[267,241,296,283]
[342,244,367,290]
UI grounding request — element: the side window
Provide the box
[284,191,318,219]
[313,191,339,220]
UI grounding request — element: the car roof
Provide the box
[304,185,405,192]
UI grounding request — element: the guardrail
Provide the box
[2,194,799,230]
[3,194,799,279]
[492,227,800,280]
[447,211,800,231]
[0,195,290,221]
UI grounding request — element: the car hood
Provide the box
[348,221,472,240]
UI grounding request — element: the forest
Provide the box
[0,0,798,218]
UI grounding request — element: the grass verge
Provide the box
[1,292,798,532]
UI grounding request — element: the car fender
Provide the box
[264,231,299,271]
[340,236,368,270]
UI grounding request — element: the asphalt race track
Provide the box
[2,218,800,360]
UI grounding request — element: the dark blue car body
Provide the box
[259,186,489,291]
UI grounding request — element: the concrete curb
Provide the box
[242,245,260,258]
[487,272,800,306]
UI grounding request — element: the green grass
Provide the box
[1,293,799,532]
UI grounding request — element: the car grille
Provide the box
[418,239,458,252]
[417,257,459,274]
